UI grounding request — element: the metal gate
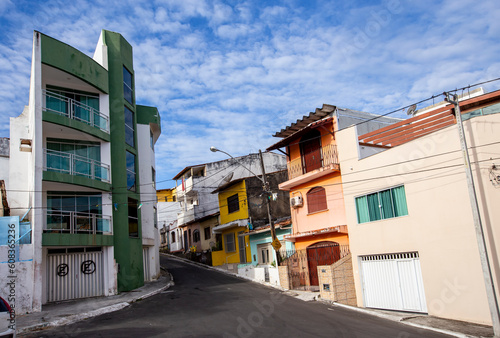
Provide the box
[360,252,427,313]
[47,248,104,302]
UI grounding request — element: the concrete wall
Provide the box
[199,216,219,251]
[248,228,293,266]
[176,152,287,225]
[336,112,500,325]
[237,264,280,286]
[137,122,160,280]
[318,254,356,306]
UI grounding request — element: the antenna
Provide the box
[406,104,417,116]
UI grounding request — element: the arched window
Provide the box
[307,187,327,213]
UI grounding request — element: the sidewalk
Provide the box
[167,254,494,338]
[16,270,173,335]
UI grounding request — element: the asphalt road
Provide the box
[25,256,451,337]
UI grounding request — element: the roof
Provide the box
[266,104,402,151]
[267,116,334,151]
[358,89,500,147]
[173,164,206,180]
[272,104,335,138]
[241,217,292,236]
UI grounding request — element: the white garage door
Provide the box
[360,252,427,313]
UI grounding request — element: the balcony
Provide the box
[45,211,112,234]
[43,89,109,133]
[176,176,194,198]
[287,144,339,180]
[44,149,110,183]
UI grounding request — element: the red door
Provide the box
[307,243,341,286]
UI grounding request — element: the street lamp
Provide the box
[210,146,281,260]
[210,146,264,183]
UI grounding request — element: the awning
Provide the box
[266,116,334,151]
[283,225,347,242]
[212,219,248,234]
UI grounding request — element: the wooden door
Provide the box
[301,130,322,173]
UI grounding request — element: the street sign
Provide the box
[271,238,282,251]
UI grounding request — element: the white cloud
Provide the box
[0,0,499,188]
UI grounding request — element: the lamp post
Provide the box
[443,93,500,336]
[210,147,281,263]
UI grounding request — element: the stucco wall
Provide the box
[289,173,347,235]
[336,113,500,325]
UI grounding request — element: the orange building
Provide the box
[267,104,400,289]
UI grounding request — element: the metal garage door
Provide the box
[47,247,104,302]
[360,252,427,313]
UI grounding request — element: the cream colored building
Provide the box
[336,90,500,325]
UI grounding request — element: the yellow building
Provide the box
[211,179,251,266]
[156,187,177,203]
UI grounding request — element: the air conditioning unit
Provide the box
[290,196,303,208]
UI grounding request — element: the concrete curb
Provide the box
[18,274,173,335]
[17,303,130,334]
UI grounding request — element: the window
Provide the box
[46,193,106,233]
[128,198,138,237]
[150,130,154,149]
[227,194,239,214]
[126,151,136,191]
[45,86,103,129]
[124,106,135,147]
[171,232,176,243]
[204,227,211,240]
[355,185,408,224]
[257,243,272,264]
[154,207,157,228]
[224,232,236,252]
[193,229,200,242]
[307,187,327,213]
[123,67,133,104]
[152,167,156,188]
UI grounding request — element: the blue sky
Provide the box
[1,0,499,189]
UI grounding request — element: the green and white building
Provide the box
[7,30,161,312]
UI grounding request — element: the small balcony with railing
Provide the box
[45,211,112,234]
[43,89,109,134]
[44,149,110,184]
[281,144,339,190]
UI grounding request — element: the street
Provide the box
[23,256,451,337]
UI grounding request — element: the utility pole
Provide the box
[258,150,281,264]
[444,92,500,337]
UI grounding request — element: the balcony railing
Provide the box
[44,149,110,183]
[45,211,112,234]
[287,144,339,180]
[43,89,109,133]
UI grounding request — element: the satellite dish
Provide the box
[218,172,234,187]
[406,104,417,116]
